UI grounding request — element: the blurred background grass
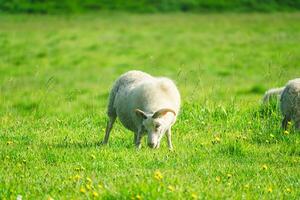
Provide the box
[0,0,300,13]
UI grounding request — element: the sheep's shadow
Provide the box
[48,140,134,149]
[50,141,103,149]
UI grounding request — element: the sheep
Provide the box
[102,70,181,149]
[262,87,285,104]
[280,78,300,130]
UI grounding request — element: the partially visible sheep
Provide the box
[102,70,181,149]
[280,78,300,130]
[262,87,285,104]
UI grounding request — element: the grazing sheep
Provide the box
[262,87,284,104]
[280,78,300,130]
[102,70,181,149]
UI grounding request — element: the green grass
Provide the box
[0,13,300,199]
[1,0,300,13]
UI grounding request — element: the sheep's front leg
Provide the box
[166,128,173,150]
[102,116,116,145]
[135,129,143,149]
[295,120,300,131]
[282,116,290,130]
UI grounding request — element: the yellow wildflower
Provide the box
[286,188,291,193]
[92,191,99,197]
[227,174,232,179]
[86,184,92,190]
[167,185,175,192]
[191,193,197,199]
[136,194,142,200]
[244,184,250,189]
[154,170,163,181]
[262,164,268,170]
[268,187,273,193]
[86,177,92,183]
[73,174,81,181]
[7,141,13,145]
[215,176,221,182]
[284,130,289,135]
[91,154,96,159]
[80,187,86,193]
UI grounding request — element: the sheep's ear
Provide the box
[152,108,176,119]
[134,109,147,119]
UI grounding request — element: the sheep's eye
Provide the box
[155,124,160,129]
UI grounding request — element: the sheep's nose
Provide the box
[148,142,155,148]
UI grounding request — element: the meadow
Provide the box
[0,12,299,199]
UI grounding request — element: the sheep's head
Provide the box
[135,108,176,148]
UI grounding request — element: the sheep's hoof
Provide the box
[100,141,108,146]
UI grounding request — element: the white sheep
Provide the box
[280,78,300,130]
[102,70,181,149]
[262,87,285,104]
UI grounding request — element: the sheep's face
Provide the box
[135,108,176,149]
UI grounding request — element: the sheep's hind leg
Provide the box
[166,128,173,150]
[102,116,116,145]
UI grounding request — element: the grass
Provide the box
[0,12,299,199]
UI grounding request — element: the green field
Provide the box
[0,13,299,199]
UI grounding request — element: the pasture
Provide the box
[0,13,299,199]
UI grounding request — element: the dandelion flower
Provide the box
[86,184,92,190]
[286,188,291,193]
[167,185,175,192]
[227,174,232,179]
[92,191,99,197]
[215,136,221,142]
[73,174,81,181]
[267,187,273,193]
[287,121,292,126]
[262,164,268,170]
[7,141,13,145]
[215,176,221,182]
[284,130,289,135]
[136,194,142,200]
[191,193,197,199]
[244,184,250,189]
[86,177,92,183]
[154,170,163,181]
[80,187,86,193]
